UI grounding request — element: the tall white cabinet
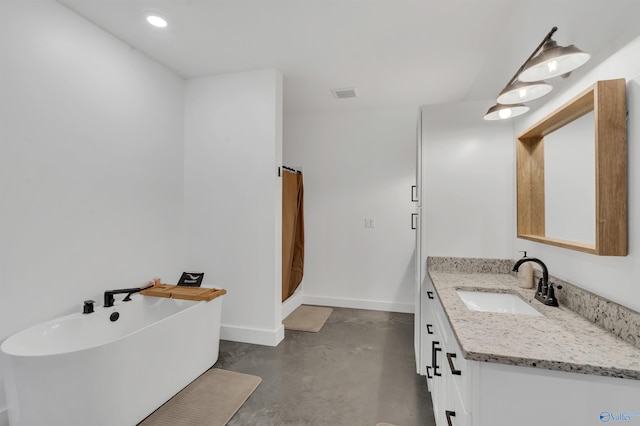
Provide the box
[414,102,514,376]
[414,102,522,423]
[413,108,423,373]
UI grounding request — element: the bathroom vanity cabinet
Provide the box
[426,285,470,425]
[424,264,640,426]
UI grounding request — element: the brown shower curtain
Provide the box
[282,170,304,302]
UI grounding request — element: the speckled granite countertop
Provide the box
[428,259,640,380]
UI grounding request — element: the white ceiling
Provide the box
[57,0,640,113]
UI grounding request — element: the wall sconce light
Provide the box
[483,103,529,121]
[496,80,553,104]
[484,27,590,121]
[519,40,591,82]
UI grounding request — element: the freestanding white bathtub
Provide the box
[1,291,224,426]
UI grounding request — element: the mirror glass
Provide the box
[544,111,595,245]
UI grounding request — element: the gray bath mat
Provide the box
[283,305,333,332]
[139,368,261,426]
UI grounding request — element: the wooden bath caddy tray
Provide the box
[140,284,226,301]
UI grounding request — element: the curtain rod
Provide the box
[282,166,302,174]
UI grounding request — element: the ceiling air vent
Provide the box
[331,87,358,99]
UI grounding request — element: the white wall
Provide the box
[0,1,185,422]
[421,101,515,259]
[284,107,417,313]
[513,34,640,312]
[183,69,284,346]
[0,3,287,423]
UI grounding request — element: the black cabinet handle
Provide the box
[427,291,434,299]
[426,366,433,379]
[411,213,418,229]
[434,348,442,376]
[446,410,456,426]
[447,352,462,375]
[426,324,433,335]
[431,341,441,377]
[411,185,418,202]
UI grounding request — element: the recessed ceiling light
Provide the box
[146,15,168,28]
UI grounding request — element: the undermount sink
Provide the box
[456,290,543,316]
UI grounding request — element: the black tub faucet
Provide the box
[104,284,154,308]
[512,257,561,307]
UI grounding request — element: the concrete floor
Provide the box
[215,307,435,426]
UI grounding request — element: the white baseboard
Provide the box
[220,324,284,347]
[0,407,8,426]
[302,295,414,313]
[282,287,304,320]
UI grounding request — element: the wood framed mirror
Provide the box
[516,78,627,256]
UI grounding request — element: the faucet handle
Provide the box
[104,292,115,308]
[536,278,544,297]
[83,300,95,314]
[545,283,560,307]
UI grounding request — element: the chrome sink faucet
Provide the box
[512,257,561,307]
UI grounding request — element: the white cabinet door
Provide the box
[443,330,471,414]
[443,378,471,426]
[423,277,438,387]
[472,362,640,426]
[430,337,445,425]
